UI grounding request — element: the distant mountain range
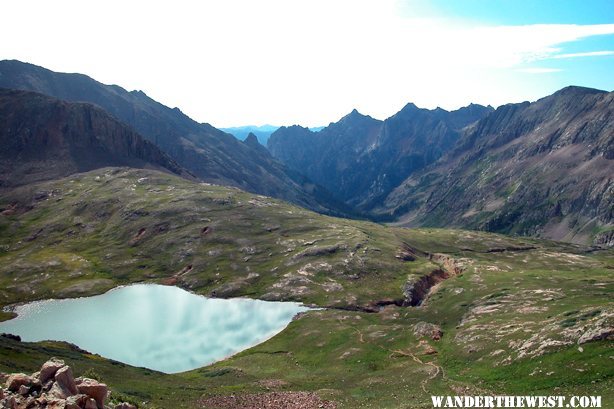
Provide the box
[268,103,494,210]
[0,60,350,216]
[219,125,279,146]
[268,88,613,245]
[0,60,611,245]
[221,125,324,146]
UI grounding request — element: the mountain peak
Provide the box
[350,108,368,117]
[346,108,363,118]
[553,85,607,97]
[340,108,371,123]
[392,103,423,118]
[243,132,270,155]
[244,132,259,146]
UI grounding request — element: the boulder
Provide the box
[39,358,66,384]
[66,393,90,409]
[17,384,29,396]
[4,395,17,409]
[5,373,33,392]
[55,366,79,396]
[115,403,137,409]
[49,382,69,399]
[77,378,108,409]
[46,398,68,409]
[85,397,98,409]
[413,321,443,341]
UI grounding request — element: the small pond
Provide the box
[0,284,309,373]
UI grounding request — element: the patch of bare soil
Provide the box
[200,391,336,409]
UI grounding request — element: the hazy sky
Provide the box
[2,0,613,127]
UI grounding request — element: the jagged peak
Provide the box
[344,108,365,118]
[277,124,312,132]
[452,103,495,114]
[338,108,380,125]
[244,132,259,144]
[400,102,419,112]
[389,102,425,120]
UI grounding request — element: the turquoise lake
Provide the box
[0,284,309,373]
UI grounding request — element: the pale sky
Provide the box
[1,0,613,127]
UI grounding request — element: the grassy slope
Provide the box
[0,168,612,408]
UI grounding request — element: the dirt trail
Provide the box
[351,327,445,393]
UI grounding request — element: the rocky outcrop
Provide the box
[413,322,444,340]
[76,379,108,409]
[39,358,65,384]
[6,374,35,392]
[578,326,614,344]
[54,366,79,397]
[0,358,133,409]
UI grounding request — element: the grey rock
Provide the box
[413,321,444,340]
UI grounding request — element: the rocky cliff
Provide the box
[0,89,190,187]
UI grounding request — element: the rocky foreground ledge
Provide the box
[0,358,134,409]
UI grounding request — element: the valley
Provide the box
[0,44,611,407]
[0,168,612,408]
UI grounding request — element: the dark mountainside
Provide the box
[268,103,493,210]
[0,60,350,216]
[378,86,614,245]
[0,88,190,187]
[243,132,270,155]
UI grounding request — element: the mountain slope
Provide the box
[268,104,492,210]
[379,86,614,245]
[0,60,348,215]
[0,88,190,187]
[0,167,611,407]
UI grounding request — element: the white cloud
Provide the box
[0,0,613,126]
[551,50,614,59]
[517,68,563,74]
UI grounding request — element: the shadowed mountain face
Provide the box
[0,60,350,216]
[0,89,190,187]
[268,104,493,210]
[378,86,614,245]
